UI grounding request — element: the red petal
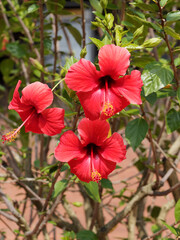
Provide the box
[112,70,143,104]
[78,87,130,120]
[78,118,110,146]
[98,45,130,79]
[54,131,86,162]
[21,82,53,113]
[39,108,65,136]
[100,88,130,120]
[68,156,92,182]
[68,154,116,182]
[93,155,116,179]
[8,80,30,112]
[77,88,103,120]
[21,111,43,134]
[99,133,126,163]
[65,58,100,92]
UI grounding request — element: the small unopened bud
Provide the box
[29,58,44,71]
[80,47,87,58]
[100,0,108,9]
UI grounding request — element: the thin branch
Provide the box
[140,105,159,188]
[97,182,154,238]
[80,0,86,48]
[59,17,73,56]
[5,0,40,60]
[39,0,45,82]
[156,0,179,88]
[0,210,18,223]
[25,163,63,237]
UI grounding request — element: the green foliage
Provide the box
[125,118,148,151]
[82,181,101,203]
[166,11,180,22]
[76,230,98,240]
[175,199,180,222]
[52,179,68,198]
[142,62,174,96]
[6,42,27,58]
[166,108,180,133]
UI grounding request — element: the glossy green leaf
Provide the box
[105,13,114,29]
[142,38,162,48]
[77,230,98,240]
[175,199,180,222]
[125,118,148,151]
[166,108,180,133]
[89,37,104,49]
[166,11,180,22]
[177,87,180,102]
[161,221,178,236]
[27,4,39,13]
[6,42,26,58]
[101,178,114,190]
[65,24,82,46]
[141,62,174,96]
[160,0,168,7]
[72,202,83,207]
[89,0,103,13]
[164,26,180,40]
[133,25,144,39]
[82,181,101,203]
[52,179,68,198]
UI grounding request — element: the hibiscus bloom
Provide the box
[65,44,143,120]
[2,80,65,143]
[55,118,126,183]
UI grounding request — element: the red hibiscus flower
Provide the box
[2,80,65,143]
[54,118,126,183]
[65,44,143,120]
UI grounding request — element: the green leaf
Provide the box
[164,26,180,40]
[65,24,82,46]
[166,108,180,133]
[105,13,114,29]
[125,118,148,151]
[27,4,39,13]
[175,199,180,222]
[89,37,104,49]
[46,0,64,14]
[63,56,78,71]
[6,42,26,58]
[54,93,73,111]
[142,38,162,48]
[72,202,83,207]
[133,25,144,39]
[82,181,101,202]
[160,0,168,7]
[166,11,180,22]
[161,221,178,236]
[141,61,174,96]
[101,179,114,190]
[89,0,103,13]
[52,179,68,198]
[76,230,98,240]
[177,87,180,102]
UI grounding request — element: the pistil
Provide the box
[2,110,35,143]
[90,145,102,183]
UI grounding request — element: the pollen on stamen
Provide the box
[1,129,20,143]
[102,102,114,117]
[91,170,102,183]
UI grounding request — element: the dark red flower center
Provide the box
[99,75,114,89]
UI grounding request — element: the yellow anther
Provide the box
[102,102,114,117]
[2,129,20,143]
[91,170,102,183]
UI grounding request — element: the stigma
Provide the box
[91,170,102,183]
[2,129,20,143]
[102,101,114,117]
